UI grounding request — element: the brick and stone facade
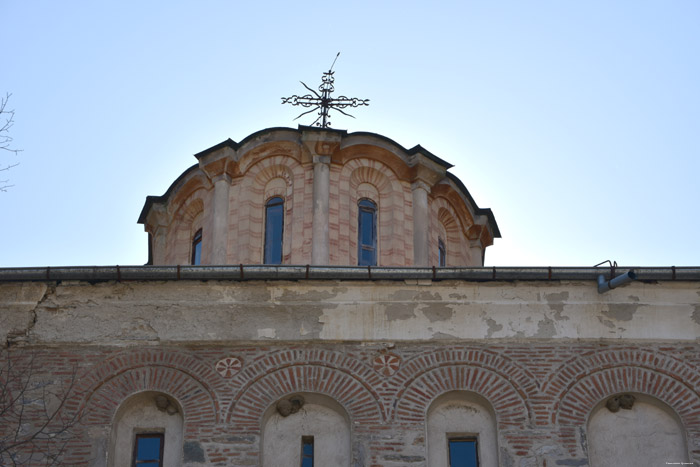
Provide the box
[1,126,699,466]
[138,127,499,267]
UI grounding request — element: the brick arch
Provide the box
[432,200,469,266]
[335,158,412,265]
[394,365,530,430]
[233,154,308,263]
[75,365,217,436]
[67,349,223,425]
[392,347,538,415]
[543,348,700,400]
[167,189,208,264]
[236,140,302,175]
[227,364,384,429]
[554,366,700,461]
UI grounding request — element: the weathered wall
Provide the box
[1,278,699,466]
[3,279,698,344]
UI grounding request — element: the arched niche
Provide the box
[261,393,351,467]
[427,391,499,467]
[587,393,689,466]
[108,391,184,467]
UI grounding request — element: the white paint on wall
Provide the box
[108,392,184,467]
[261,394,351,467]
[588,394,688,467]
[427,391,499,467]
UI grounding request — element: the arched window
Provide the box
[264,197,284,264]
[587,394,688,466]
[438,238,446,267]
[191,229,202,265]
[427,391,499,467]
[109,392,184,467]
[262,393,351,467]
[358,199,377,266]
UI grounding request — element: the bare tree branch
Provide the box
[0,352,82,465]
[0,94,21,155]
[1,93,22,192]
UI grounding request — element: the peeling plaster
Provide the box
[257,328,276,339]
[545,291,570,321]
[597,316,616,329]
[601,303,639,322]
[431,331,459,339]
[385,303,417,321]
[485,318,503,338]
[278,288,340,302]
[534,316,557,338]
[692,305,700,326]
[421,304,453,322]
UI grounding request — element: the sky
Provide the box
[1,1,699,268]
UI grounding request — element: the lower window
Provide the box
[133,433,164,467]
[449,437,478,467]
[301,435,314,467]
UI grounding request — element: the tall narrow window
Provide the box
[438,238,446,267]
[301,436,314,467]
[449,437,479,467]
[264,197,284,264]
[358,199,377,266]
[191,229,202,265]
[133,433,164,467]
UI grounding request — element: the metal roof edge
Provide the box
[1,266,698,283]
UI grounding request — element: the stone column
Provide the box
[411,181,431,266]
[211,175,231,264]
[312,155,331,265]
[151,227,167,265]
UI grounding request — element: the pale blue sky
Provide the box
[1,1,698,267]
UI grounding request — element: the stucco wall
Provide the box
[2,278,700,465]
[3,279,698,345]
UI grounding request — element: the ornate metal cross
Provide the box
[282,53,369,128]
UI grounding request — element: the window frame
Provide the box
[357,198,377,266]
[447,436,479,467]
[132,432,165,467]
[264,196,285,265]
[300,435,314,467]
[191,228,202,265]
[438,237,446,267]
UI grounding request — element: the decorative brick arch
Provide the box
[67,349,222,426]
[432,200,469,266]
[543,348,700,424]
[231,349,384,399]
[233,154,308,263]
[167,191,208,264]
[545,348,700,392]
[227,364,383,429]
[391,347,538,420]
[335,158,412,265]
[554,366,700,461]
[394,365,530,429]
[236,140,302,175]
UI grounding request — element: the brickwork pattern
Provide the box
[147,136,485,267]
[6,342,700,465]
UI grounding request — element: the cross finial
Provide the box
[282,53,369,128]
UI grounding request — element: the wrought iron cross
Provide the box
[282,53,369,128]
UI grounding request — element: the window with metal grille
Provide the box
[357,199,377,266]
[133,433,164,467]
[264,197,284,264]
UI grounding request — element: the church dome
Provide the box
[138,126,499,266]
